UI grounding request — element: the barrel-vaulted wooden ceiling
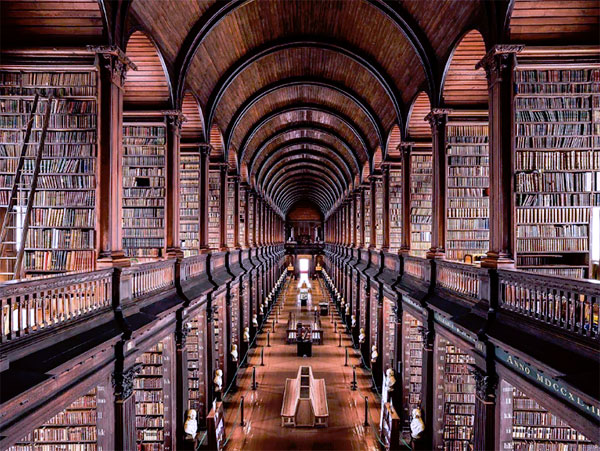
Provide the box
[2,0,598,216]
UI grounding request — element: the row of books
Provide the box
[515,84,599,95]
[517,123,591,135]
[0,130,96,143]
[516,110,591,122]
[0,144,95,158]
[410,154,433,257]
[24,250,95,272]
[26,229,94,248]
[516,224,588,238]
[515,151,600,172]
[0,98,96,114]
[515,207,590,224]
[0,114,96,129]
[515,97,592,110]
[515,172,599,193]
[516,136,593,149]
[514,69,599,83]
[1,72,97,87]
[516,238,588,253]
[0,158,95,174]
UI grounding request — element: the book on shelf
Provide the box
[402,312,423,430]
[8,388,98,450]
[180,150,200,257]
[410,153,432,257]
[514,67,599,278]
[0,69,98,276]
[122,122,166,260]
[208,170,221,250]
[446,122,490,262]
[389,167,402,251]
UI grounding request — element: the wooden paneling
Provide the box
[181,91,203,140]
[373,147,383,171]
[288,200,323,221]
[386,125,402,158]
[209,124,225,161]
[407,92,432,140]
[1,0,104,45]
[124,31,171,107]
[509,0,600,43]
[129,0,216,65]
[442,30,488,106]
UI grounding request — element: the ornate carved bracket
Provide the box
[176,321,192,349]
[199,143,213,156]
[112,363,142,401]
[417,325,434,350]
[476,45,524,86]
[89,45,136,89]
[425,108,452,133]
[469,366,498,401]
[163,110,187,135]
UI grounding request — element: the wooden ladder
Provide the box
[0,94,53,280]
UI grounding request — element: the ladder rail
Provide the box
[14,96,54,279]
[0,94,39,255]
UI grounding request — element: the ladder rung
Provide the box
[0,256,17,260]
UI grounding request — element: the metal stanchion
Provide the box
[345,347,348,366]
[260,347,264,366]
[267,331,271,347]
[272,318,276,331]
[252,367,257,390]
[351,365,357,391]
[334,321,337,333]
[240,396,245,426]
[363,396,369,426]
[338,333,342,347]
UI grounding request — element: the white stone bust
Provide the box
[345,304,350,315]
[410,408,425,439]
[231,344,238,362]
[184,409,198,438]
[214,369,223,392]
[252,314,258,327]
[371,345,378,363]
[243,327,250,342]
[351,315,356,328]
[385,368,396,392]
[259,304,264,315]
[359,327,366,343]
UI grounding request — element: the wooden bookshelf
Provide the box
[179,147,199,257]
[208,168,220,250]
[514,66,600,278]
[375,177,384,248]
[226,176,235,248]
[187,310,208,424]
[355,192,362,246]
[498,380,598,450]
[239,186,246,247]
[389,166,402,251]
[134,337,173,450]
[212,294,227,381]
[0,69,98,277]
[433,336,475,451]
[363,185,371,248]
[410,150,432,257]
[8,388,98,450]
[122,118,166,261]
[382,296,396,375]
[446,120,489,263]
[401,312,423,430]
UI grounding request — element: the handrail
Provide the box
[122,259,176,300]
[0,268,113,343]
[498,269,600,340]
[435,260,488,301]
[403,255,428,281]
[180,254,208,281]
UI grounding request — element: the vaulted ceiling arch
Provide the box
[174,0,436,110]
[247,125,362,180]
[224,77,385,153]
[239,105,370,170]
[264,164,346,202]
[274,180,337,212]
[255,145,353,190]
[281,190,331,213]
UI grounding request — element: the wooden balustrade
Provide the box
[498,270,600,340]
[180,255,206,281]
[0,269,113,343]
[123,260,176,300]
[435,260,487,301]
[403,255,427,281]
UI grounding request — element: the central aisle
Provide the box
[221,275,382,451]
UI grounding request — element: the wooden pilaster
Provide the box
[219,163,228,251]
[198,144,211,252]
[233,176,241,248]
[96,47,132,268]
[399,142,413,254]
[477,45,523,268]
[165,111,185,259]
[381,164,391,251]
[369,175,378,248]
[425,109,450,259]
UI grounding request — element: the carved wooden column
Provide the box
[249,190,257,248]
[351,191,357,247]
[346,199,352,246]
[470,367,498,451]
[359,187,366,248]
[233,176,241,249]
[369,174,379,249]
[198,144,211,252]
[381,164,391,251]
[112,361,140,450]
[399,143,413,254]
[425,109,450,259]
[219,164,228,251]
[165,111,185,259]
[96,47,133,268]
[477,45,523,268]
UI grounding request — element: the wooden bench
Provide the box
[281,366,328,428]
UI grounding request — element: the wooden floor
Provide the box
[219,276,382,451]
